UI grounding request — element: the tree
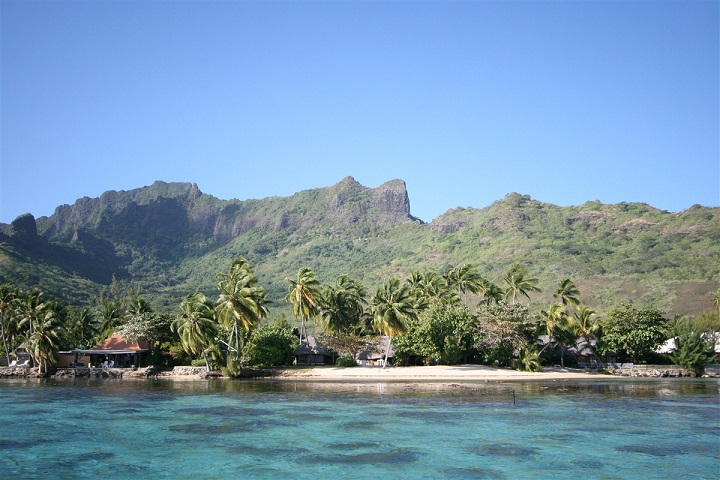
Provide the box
[406,271,454,310]
[16,289,45,338]
[538,303,569,360]
[0,284,18,365]
[319,285,357,335]
[444,264,483,307]
[670,318,715,375]
[503,264,541,304]
[97,301,122,339]
[474,302,535,366]
[477,279,504,306]
[173,292,218,372]
[393,302,475,365]
[66,306,99,349]
[285,267,321,344]
[244,317,298,368]
[27,305,62,374]
[371,278,416,368]
[598,304,668,363]
[553,278,580,306]
[217,257,269,359]
[570,305,601,359]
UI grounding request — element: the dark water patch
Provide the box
[339,420,380,429]
[395,409,462,423]
[108,408,143,414]
[298,448,420,465]
[620,444,685,457]
[12,408,51,416]
[226,443,304,457]
[466,444,538,458]
[443,466,508,479]
[328,442,366,451]
[0,438,48,450]
[176,405,274,417]
[571,458,606,469]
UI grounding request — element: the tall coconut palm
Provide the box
[217,258,269,357]
[477,279,504,305]
[539,303,568,351]
[98,301,122,339]
[406,271,454,310]
[319,286,357,335]
[69,306,99,349]
[27,306,62,374]
[371,278,416,368]
[554,278,580,306]
[285,267,321,344]
[571,305,601,359]
[444,264,483,306]
[16,288,45,338]
[503,264,541,304]
[0,284,17,365]
[173,292,218,372]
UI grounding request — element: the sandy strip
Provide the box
[265,365,608,381]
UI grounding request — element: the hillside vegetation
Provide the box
[1,177,717,317]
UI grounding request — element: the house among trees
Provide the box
[69,333,150,368]
[293,336,333,365]
[356,338,395,366]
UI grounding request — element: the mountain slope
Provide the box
[0,179,717,316]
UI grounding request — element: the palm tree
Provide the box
[27,305,62,374]
[406,271,454,309]
[444,264,483,306]
[68,306,99,349]
[371,278,416,368]
[217,258,269,357]
[503,264,541,304]
[319,286,356,335]
[98,301,122,339]
[173,292,218,371]
[477,279,504,305]
[16,288,45,338]
[554,278,580,306]
[0,284,17,365]
[285,267,321,344]
[571,305,601,360]
[539,303,568,352]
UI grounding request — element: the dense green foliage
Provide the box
[669,318,716,374]
[598,304,669,362]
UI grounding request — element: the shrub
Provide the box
[336,355,357,367]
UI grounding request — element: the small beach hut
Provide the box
[293,336,333,365]
[71,333,150,368]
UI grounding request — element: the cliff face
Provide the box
[30,177,416,248]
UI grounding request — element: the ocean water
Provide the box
[0,378,717,479]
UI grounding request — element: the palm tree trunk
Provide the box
[383,336,392,369]
[203,351,210,373]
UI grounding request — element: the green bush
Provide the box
[336,355,357,367]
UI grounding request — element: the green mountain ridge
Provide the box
[1,178,718,317]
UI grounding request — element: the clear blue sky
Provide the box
[1,0,718,224]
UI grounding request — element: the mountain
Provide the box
[1,178,718,317]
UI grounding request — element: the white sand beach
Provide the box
[265,365,608,381]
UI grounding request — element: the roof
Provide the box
[91,333,150,351]
[294,336,330,356]
[71,333,150,354]
[356,336,394,360]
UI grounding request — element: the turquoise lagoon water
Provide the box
[0,378,718,479]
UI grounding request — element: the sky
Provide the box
[1,0,718,224]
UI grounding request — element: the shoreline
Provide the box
[2,364,713,382]
[262,365,610,381]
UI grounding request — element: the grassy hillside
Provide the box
[0,181,717,317]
